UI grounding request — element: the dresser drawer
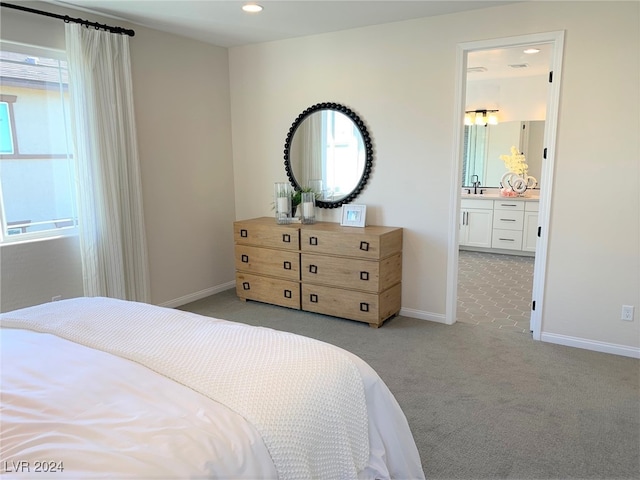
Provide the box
[235,245,299,281]
[300,225,402,260]
[491,229,523,250]
[235,272,300,309]
[301,283,401,326]
[301,252,401,293]
[234,219,299,251]
[492,210,524,230]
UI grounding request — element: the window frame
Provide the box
[0,41,78,244]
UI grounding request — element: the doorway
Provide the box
[446,32,565,340]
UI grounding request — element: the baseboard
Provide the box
[159,282,236,309]
[400,307,448,324]
[541,332,640,359]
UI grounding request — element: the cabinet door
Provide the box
[461,209,493,248]
[522,211,538,252]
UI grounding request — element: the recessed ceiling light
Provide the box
[509,63,529,69]
[242,3,263,13]
[524,48,541,54]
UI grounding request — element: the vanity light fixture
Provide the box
[242,3,263,13]
[465,109,499,127]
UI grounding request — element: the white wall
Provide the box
[0,1,236,310]
[229,1,639,353]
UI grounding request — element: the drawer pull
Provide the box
[360,302,370,312]
[284,289,292,299]
[242,282,250,290]
[283,261,291,270]
[240,229,248,238]
[309,265,318,274]
[498,238,515,242]
[500,203,518,208]
[500,218,517,222]
[241,254,249,263]
[360,241,369,251]
[360,271,369,281]
[282,233,291,243]
[310,294,318,303]
[309,236,318,246]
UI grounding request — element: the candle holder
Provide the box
[274,182,291,224]
[300,191,316,224]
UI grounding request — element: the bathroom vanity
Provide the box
[460,195,539,255]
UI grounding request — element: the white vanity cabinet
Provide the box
[460,199,494,248]
[460,197,539,255]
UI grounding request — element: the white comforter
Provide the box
[0,297,424,480]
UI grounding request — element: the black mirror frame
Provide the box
[283,102,373,209]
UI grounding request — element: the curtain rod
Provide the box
[1,2,135,37]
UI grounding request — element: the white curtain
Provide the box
[65,24,150,302]
[300,113,323,186]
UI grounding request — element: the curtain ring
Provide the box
[63,16,70,23]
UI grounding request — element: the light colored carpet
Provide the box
[181,289,640,479]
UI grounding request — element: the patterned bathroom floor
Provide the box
[457,250,534,333]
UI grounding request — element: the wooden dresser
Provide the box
[234,217,402,327]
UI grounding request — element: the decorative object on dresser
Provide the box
[274,182,292,224]
[340,204,367,227]
[234,217,402,328]
[300,191,316,224]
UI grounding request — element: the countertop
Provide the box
[461,192,540,201]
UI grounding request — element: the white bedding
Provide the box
[0,297,424,480]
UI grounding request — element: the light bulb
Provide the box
[488,112,499,125]
[475,113,486,126]
[464,113,473,126]
[242,3,263,13]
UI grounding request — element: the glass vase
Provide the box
[300,191,316,224]
[274,182,291,224]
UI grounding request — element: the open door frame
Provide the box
[446,31,565,340]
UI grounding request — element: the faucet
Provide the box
[471,175,481,194]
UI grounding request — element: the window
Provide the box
[0,42,77,242]
[462,125,489,187]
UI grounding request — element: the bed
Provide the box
[0,297,424,479]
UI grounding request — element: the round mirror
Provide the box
[283,102,373,208]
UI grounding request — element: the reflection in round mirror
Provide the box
[283,102,373,208]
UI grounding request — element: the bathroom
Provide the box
[457,43,551,332]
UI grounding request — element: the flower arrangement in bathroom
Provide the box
[500,146,529,176]
[499,146,537,197]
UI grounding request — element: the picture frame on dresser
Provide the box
[341,204,367,227]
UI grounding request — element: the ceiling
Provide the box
[45,0,521,48]
[468,44,552,80]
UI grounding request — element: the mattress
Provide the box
[0,297,424,479]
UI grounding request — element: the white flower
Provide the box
[499,146,529,177]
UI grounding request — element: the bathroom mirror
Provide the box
[284,102,373,208]
[462,120,544,188]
